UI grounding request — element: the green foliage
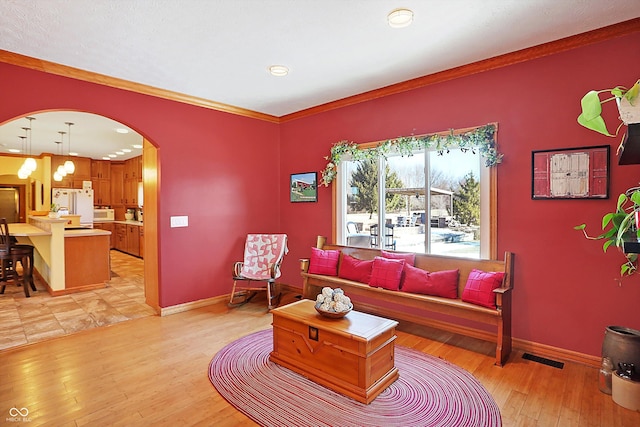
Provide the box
[321,124,501,186]
[452,172,480,226]
[575,189,640,276]
[349,160,405,217]
[577,79,639,137]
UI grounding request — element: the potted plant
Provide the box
[575,188,640,276]
[49,203,60,218]
[577,79,640,137]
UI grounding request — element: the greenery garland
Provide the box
[320,124,501,186]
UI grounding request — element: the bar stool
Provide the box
[0,218,36,298]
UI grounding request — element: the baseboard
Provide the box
[48,282,107,296]
[160,294,229,316]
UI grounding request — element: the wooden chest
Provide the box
[270,299,398,404]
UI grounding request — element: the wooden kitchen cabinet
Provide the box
[91,160,111,205]
[139,226,144,259]
[115,223,127,252]
[93,222,115,249]
[91,160,111,179]
[110,162,125,219]
[93,179,111,206]
[127,224,140,257]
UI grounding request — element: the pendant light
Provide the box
[17,134,30,179]
[24,117,37,172]
[19,126,34,174]
[55,131,67,178]
[63,121,75,174]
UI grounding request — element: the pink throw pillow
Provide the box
[369,256,405,291]
[381,250,415,288]
[401,265,459,299]
[308,247,340,276]
[338,254,374,283]
[461,269,505,309]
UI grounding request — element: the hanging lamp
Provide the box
[17,133,30,179]
[63,122,75,174]
[16,135,29,179]
[24,117,37,172]
[55,132,67,178]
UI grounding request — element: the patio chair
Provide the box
[229,234,288,309]
[370,224,396,250]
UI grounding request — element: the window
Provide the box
[335,126,498,259]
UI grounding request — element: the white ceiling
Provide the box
[0,0,638,160]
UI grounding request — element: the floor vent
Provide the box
[522,353,564,369]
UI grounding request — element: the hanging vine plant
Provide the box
[320,124,502,186]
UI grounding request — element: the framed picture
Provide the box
[532,145,610,199]
[290,172,318,203]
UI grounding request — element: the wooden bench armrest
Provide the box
[493,287,512,294]
[300,258,310,273]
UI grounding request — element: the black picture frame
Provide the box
[290,172,318,203]
[532,145,610,199]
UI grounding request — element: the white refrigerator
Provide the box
[52,188,94,228]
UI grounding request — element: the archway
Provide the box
[0,110,160,312]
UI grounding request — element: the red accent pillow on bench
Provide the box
[401,265,459,298]
[308,247,340,276]
[338,254,374,283]
[369,256,405,291]
[461,269,505,309]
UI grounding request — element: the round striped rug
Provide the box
[209,329,501,427]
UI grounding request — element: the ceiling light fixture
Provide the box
[387,8,413,28]
[268,65,289,77]
[55,131,67,178]
[23,117,37,172]
[116,128,129,134]
[17,134,30,179]
[63,122,75,174]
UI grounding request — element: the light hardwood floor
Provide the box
[1,292,638,426]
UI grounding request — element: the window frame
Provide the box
[332,127,498,259]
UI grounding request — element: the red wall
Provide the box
[0,62,281,307]
[279,32,640,357]
[2,31,639,358]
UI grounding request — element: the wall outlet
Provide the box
[170,215,188,228]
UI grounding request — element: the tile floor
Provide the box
[0,250,155,351]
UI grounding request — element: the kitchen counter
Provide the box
[14,216,111,295]
[94,219,143,226]
[65,228,111,237]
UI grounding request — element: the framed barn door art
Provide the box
[532,145,610,199]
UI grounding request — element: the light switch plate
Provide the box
[170,215,188,228]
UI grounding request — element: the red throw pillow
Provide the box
[381,250,415,288]
[338,254,374,283]
[401,265,459,299]
[369,256,405,291]
[461,269,505,309]
[381,250,416,267]
[308,247,340,276]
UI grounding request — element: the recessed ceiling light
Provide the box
[102,157,111,161]
[116,128,129,134]
[8,148,20,153]
[387,8,413,28]
[115,151,124,155]
[69,152,78,156]
[122,148,132,153]
[268,65,289,77]
[132,144,143,149]
[108,154,117,158]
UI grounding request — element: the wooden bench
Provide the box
[300,236,515,366]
